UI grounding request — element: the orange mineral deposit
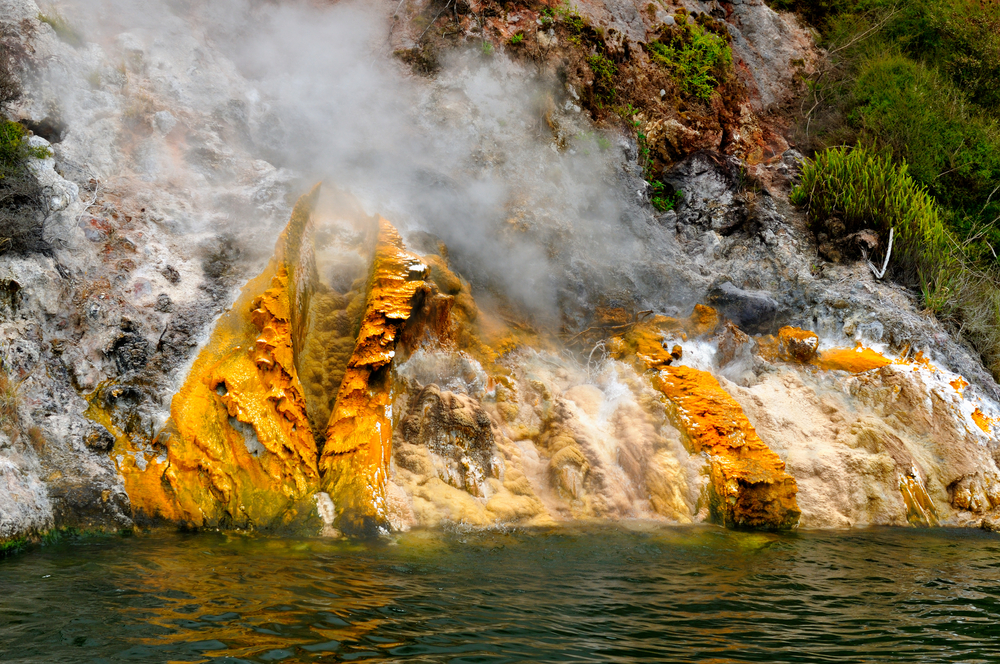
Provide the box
[117,187,324,529]
[651,365,800,530]
[815,345,892,373]
[319,218,430,535]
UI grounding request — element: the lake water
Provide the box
[2,524,1000,663]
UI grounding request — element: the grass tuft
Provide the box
[37,12,83,48]
[791,145,1000,377]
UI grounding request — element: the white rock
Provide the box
[153,110,177,135]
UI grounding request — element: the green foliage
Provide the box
[556,4,586,33]
[37,12,83,48]
[587,53,617,102]
[847,52,1000,246]
[646,20,731,101]
[636,128,679,212]
[0,118,49,178]
[818,0,1000,114]
[791,146,1000,376]
[614,103,641,123]
[790,146,950,276]
[481,41,494,57]
[0,536,27,557]
[650,180,683,212]
[509,33,524,46]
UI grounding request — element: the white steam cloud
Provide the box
[39,0,691,323]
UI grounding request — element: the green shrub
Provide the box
[587,53,617,102]
[791,145,1000,377]
[849,53,1000,213]
[37,12,83,48]
[650,180,682,212]
[556,4,586,33]
[646,20,731,101]
[868,1,1000,115]
[791,146,950,276]
[0,119,49,177]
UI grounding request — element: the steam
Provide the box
[45,0,682,324]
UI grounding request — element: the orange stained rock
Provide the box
[319,218,429,532]
[907,351,936,371]
[899,473,939,526]
[777,326,819,363]
[118,186,324,528]
[815,346,892,373]
[950,377,969,396]
[651,365,800,530]
[614,305,721,368]
[972,408,996,434]
[687,303,721,337]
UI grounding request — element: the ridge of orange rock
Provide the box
[613,314,799,530]
[815,346,893,373]
[115,187,323,529]
[319,218,430,535]
[652,365,801,530]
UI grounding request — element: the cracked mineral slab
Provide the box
[117,187,323,529]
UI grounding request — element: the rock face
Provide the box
[400,384,503,499]
[5,0,1000,545]
[117,189,323,530]
[319,219,432,536]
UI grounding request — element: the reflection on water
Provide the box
[2,524,1000,663]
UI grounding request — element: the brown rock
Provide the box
[777,326,819,363]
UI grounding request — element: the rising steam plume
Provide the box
[48,0,690,329]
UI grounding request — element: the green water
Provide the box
[2,524,1000,663]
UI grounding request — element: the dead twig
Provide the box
[864,227,894,279]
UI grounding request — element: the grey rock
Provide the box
[153,111,177,135]
[708,281,781,334]
[83,422,115,453]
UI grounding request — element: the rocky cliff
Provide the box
[2,0,1000,548]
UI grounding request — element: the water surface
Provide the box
[2,524,1000,663]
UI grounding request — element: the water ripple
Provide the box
[2,526,1000,662]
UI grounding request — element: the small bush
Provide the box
[0,119,50,176]
[37,12,83,48]
[791,145,1000,377]
[509,33,524,46]
[587,53,617,103]
[650,180,683,212]
[556,4,586,33]
[790,146,950,277]
[646,20,731,101]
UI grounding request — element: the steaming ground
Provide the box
[46,0,702,327]
[5,0,1000,538]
